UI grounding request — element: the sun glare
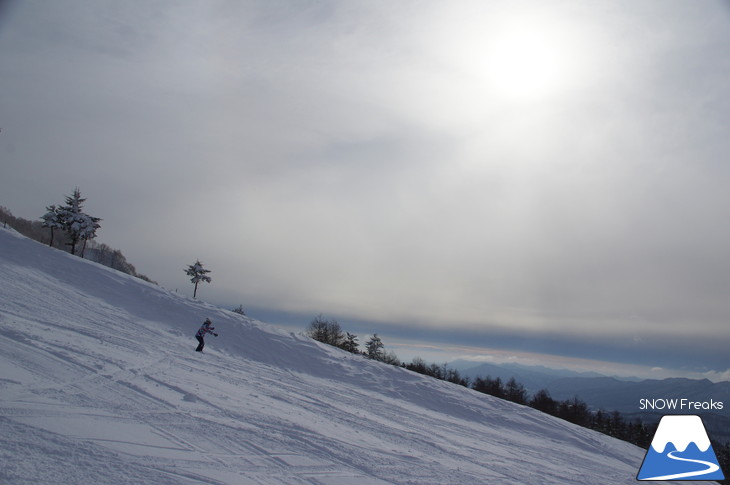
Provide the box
[480,17,574,100]
[489,31,560,97]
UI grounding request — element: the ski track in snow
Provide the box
[0,228,712,484]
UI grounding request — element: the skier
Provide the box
[195,318,218,352]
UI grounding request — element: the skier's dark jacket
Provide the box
[196,320,215,338]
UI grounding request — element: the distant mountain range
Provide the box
[452,360,730,444]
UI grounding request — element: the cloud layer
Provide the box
[2,0,729,372]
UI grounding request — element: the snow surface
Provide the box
[0,227,711,484]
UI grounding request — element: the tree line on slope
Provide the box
[3,190,215,298]
[304,314,730,479]
[1,189,154,283]
[306,314,400,364]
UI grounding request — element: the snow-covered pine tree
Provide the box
[365,334,384,361]
[185,260,212,298]
[59,188,86,254]
[78,212,102,258]
[58,188,101,256]
[40,205,64,247]
[340,332,359,354]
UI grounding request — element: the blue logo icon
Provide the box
[637,415,725,481]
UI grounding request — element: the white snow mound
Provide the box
[0,227,704,484]
[651,415,712,453]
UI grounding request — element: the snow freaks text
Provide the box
[639,399,724,411]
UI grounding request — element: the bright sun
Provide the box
[482,19,572,100]
[490,32,559,97]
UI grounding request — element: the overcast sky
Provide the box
[1,0,729,379]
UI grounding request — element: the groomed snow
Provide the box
[0,227,709,484]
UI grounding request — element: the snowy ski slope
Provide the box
[0,227,707,484]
